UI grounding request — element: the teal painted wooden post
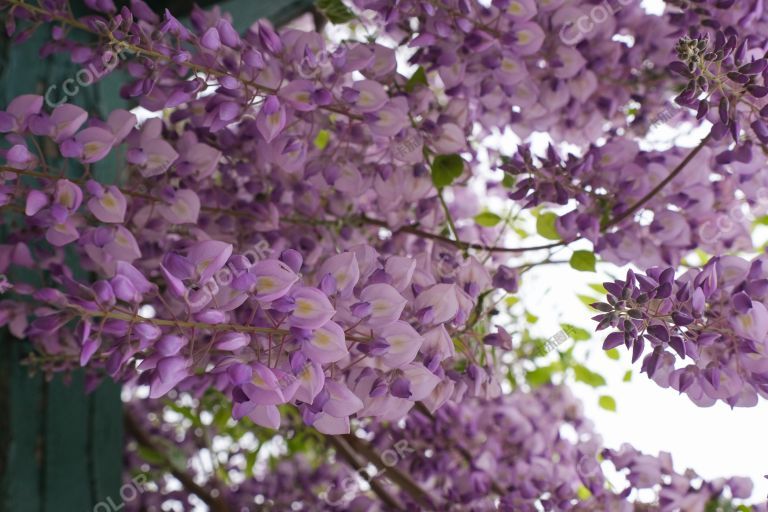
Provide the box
[0,2,315,510]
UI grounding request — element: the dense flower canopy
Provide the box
[1,0,768,510]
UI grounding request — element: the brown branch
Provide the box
[341,433,438,510]
[361,215,566,253]
[124,411,232,512]
[325,435,405,511]
[604,134,711,229]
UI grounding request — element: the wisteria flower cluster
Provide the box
[2,0,768,509]
[596,256,768,408]
[124,385,765,511]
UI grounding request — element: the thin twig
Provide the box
[325,435,405,511]
[604,134,711,229]
[124,412,232,512]
[341,433,438,510]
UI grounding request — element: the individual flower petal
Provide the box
[159,189,200,224]
[103,226,142,262]
[46,219,79,246]
[187,240,233,284]
[511,21,545,55]
[294,360,326,404]
[139,139,179,176]
[289,287,336,329]
[731,301,768,342]
[54,179,83,212]
[214,332,250,351]
[304,320,348,364]
[359,283,407,327]
[414,283,460,325]
[312,413,349,434]
[25,190,48,216]
[247,404,281,429]
[75,127,115,163]
[317,252,359,298]
[352,79,387,113]
[248,259,299,302]
[323,380,364,418]
[256,96,286,143]
[88,185,126,223]
[242,363,286,405]
[401,363,441,401]
[50,104,88,142]
[368,98,409,137]
[384,256,416,292]
[6,94,43,129]
[421,324,456,362]
[5,144,36,169]
[278,80,316,111]
[149,356,189,398]
[107,109,137,142]
[378,320,424,368]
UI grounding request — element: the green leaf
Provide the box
[315,0,356,24]
[525,310,538,324]
[561,323,590,341]
[502,174,515,188]
[245,450,258,476]
[570,250,596,272]
[405,66,428,92]
[577,485,592,500]
[536,212,560,240]
[431,154,464,188]
[573,364,606,387]
[623,370,632,382]
[313,129,330,150]
[578,294,600,309]
[526,365,555,387]
[598,395,617,412]
[474,211,502,227]
[588,283,608,295]
[137,445,165,465]
[606,348,620,360]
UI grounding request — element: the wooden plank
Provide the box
[43,375,92,512]
[0,340,44,512]
[88,381,124,507]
